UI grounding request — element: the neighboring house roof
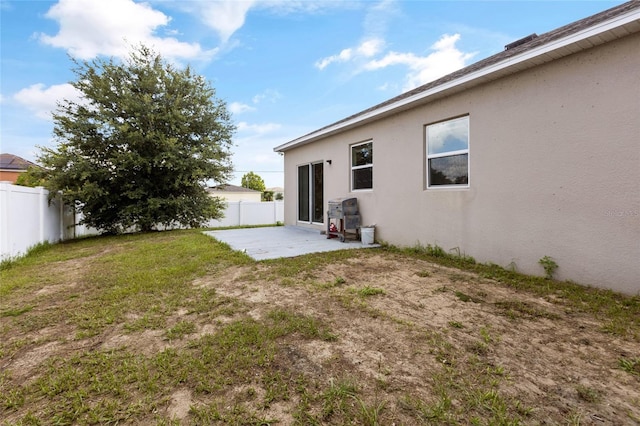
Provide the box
[0,153,37,171]
[275,1,640,152]
[207,184,262,193]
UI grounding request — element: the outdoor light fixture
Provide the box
[326,159,332,165]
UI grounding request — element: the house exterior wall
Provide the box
[0,170,22,183]
[282,33,640,294]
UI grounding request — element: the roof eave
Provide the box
[274,7,640,153]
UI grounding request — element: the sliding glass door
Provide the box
[297,162,323,223]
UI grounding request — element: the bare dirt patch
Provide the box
[167,388,193,420]
[205,253,640,424]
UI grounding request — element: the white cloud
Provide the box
[257,0,349,15]
[363,0,398,38]
[176,0,353,45]
[199,1,256,43]
[231,89,282,116]
[39,0,210,61]
[314,1,393,70]
[357,39,384,57]
[252,89,282,105]
[315,38,384,70]
[237,122,281,135]
[314,32,474,91]
[229,102,256,115]
[168,0,361,52]
[250,152,281,166]
[315,48,352,70]
[364,34,476,90]
[13,83,83,120]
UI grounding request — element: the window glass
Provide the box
[352,142,373,167]
[429,154,468,185]
[298,165,310,221]
[426,116,469,187]
[427,116,469,155]
[312,162,324,223]
[353,167,373,190]
[351,141,373,190]
[298,162,324,223]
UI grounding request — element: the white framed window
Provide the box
[351,140,373,191]
[426,116,469,188]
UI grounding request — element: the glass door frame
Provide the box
[297,161,324,224]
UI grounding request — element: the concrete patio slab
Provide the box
[203,226,380,261]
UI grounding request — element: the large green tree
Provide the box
[36,45,235,233]
[240,171,266,192]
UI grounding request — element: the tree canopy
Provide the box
[240,171,266,192]
[15,166,45,187]
[35,45,235,233]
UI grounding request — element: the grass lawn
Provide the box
[1,229,639,425]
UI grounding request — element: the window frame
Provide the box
[425,115,470,189]
[350,140,373,191]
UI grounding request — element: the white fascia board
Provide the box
[274,7,640,153]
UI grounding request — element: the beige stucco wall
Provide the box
[282,33,640,294]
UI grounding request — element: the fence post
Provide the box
[0,182,12,259]
[37,186,46,244]
[238,200,243,226]
[59,193,64,241]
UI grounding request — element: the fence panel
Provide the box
[206,201,284,228]
[0,183,63,260]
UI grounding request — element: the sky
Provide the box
[0,0,625,188]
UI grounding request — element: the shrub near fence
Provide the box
[0,182,284,260]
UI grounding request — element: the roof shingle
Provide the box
[0,153,37,171]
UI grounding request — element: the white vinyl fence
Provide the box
[0,183,65,261]
[0,182,284,261]
[206,201,284,228]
